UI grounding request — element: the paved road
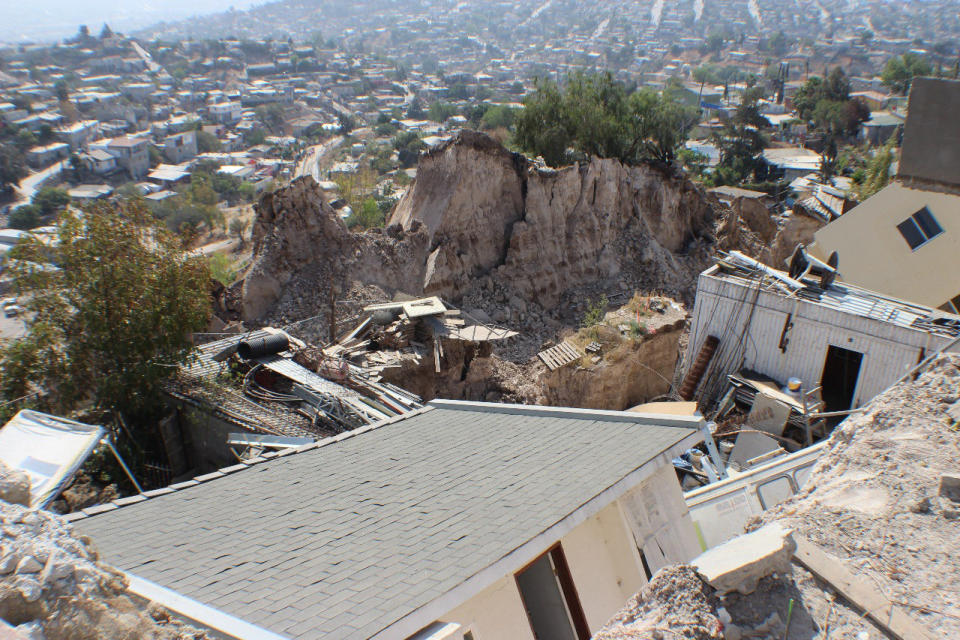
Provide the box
[11,160,66,208]
[295,136,344,181]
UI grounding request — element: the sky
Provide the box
[0,0,266,44]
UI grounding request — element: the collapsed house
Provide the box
[163,298,515,472]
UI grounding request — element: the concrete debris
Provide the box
[939,474,960,502]
[692,523,795,595]
[598,355,960,639]
[0,499,210,639]
[0,464,30,508]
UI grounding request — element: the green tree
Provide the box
[882,54,932,95]
[229,218,248,247]
[0,143,27,194]
[347,197,385,229]
[854,135,896,200]
[8,204,41,230]
[514,72,698,167]
[196,130,222,153]
[0,200,210,422]
[32,187,70,216]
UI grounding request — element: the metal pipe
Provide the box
[103,437,143,494]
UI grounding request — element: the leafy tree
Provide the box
[347,197,385,229]
[514,72,697,167]
[427,101,458,122]
[196,130,222,153]
[0,200,210,423]
[54,79,69,101]
[393,131,425,168]
[710,86,768,185]
[882,53,933,95]
[8,204,41,230]
[406,99,425,120]
[0,143,27,194]
[255,103,285,133]
[32,187,70,216]
[229,218,248,247]
[480,105,518,130]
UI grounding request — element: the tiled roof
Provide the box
[75,402,700,640]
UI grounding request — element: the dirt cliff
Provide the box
[391,130,718,308]
[238,131,720,329]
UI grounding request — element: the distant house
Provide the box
[207,101,243,125]
[106,137,151,180]
[858,111,904,146]
[73,402,704,640]
[25,142,69,168]
[81,149,118,176]
[162,130,198,164]
[54,120,100,150]
[760,147,821,182]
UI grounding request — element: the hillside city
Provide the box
[0,1,959,639]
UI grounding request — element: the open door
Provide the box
[819,345,863,412]
[515,545,590,640]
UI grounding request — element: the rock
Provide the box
[16,555,43,574]
[723,623,743,640]
[509,295,527,315]
[939,474,960,502]
[0,461,31,507]
[15,621,45,640]
[692,523,796,595]
[1,552,19,574]
[467,308,492,324]
[910,496,932,513]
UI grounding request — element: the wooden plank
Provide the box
[792,536,936,640]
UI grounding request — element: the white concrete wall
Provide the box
[439,575,535,640]
[561,500,647,631]
[684,270,954,406]
[436,468,697,639]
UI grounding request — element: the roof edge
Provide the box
[64,406,435,524]
[125,573,292,640]
[371,426,705,640]
[427,399,704,429]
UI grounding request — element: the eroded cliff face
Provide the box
[241,176,430,322]
[239,131,721,331]
[390,130,718,308]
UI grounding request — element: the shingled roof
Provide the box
[75,401,702,640]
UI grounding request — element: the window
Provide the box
[897,206,943,249]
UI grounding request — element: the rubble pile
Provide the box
[595,354,960,639]
[0,499,209,640]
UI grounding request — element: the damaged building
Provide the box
[680,252,960,417]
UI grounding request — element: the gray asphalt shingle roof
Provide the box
[76,402,699,639]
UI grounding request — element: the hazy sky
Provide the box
[0,0,266,43]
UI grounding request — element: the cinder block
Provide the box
[692,523,796,594]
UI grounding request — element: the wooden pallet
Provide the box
[538,341,583,371]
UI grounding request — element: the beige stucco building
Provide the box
[810,182,960,313]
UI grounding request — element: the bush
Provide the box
[32,187,70,216]
[8,204,41,230]
[581,295,608,329]
[208,252,236,286]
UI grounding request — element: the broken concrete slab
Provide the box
[692,522,796,594]
[939,474,960,502]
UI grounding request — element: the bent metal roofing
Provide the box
[74,401,702,640]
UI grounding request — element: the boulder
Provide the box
[0,461,31,507]
[692,522,796,594]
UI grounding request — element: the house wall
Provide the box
[810,183,960,310]
[437,466,697,639]
[683,270,955,407]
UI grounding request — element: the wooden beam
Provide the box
[792,536,936,640]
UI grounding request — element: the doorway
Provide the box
[819,345,863,412]
[515,545,590,640]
